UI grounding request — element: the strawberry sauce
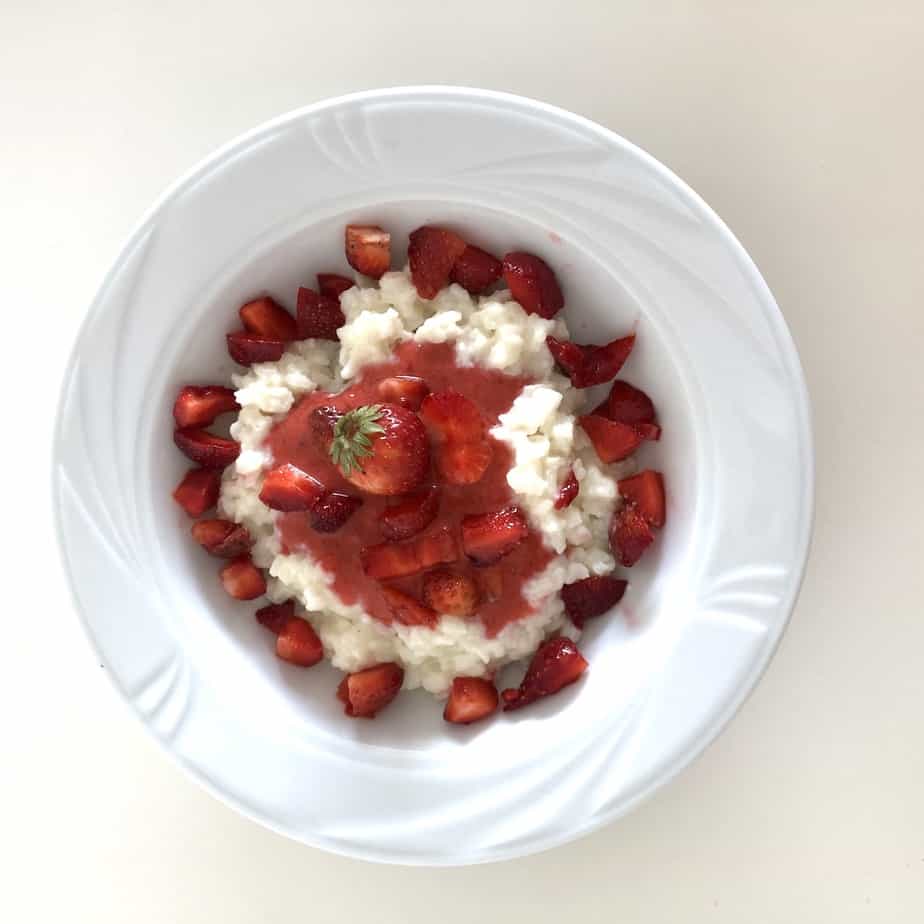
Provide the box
[266,341,554,637]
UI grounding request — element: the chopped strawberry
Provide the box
[408,226,468,299]
[554,468,579,509]
[377,376,430,411]
[422,569,479,617]
[449,245,502,294]
[419,391,492,485]
[226,331,286,365]
[173,386,238,429]
[461,507,529,565]
[362,527,457,580]
[239,296,297,341]
[172,467,222,517]
[173,428,240,468]
[309,492,363,532]
[610,503,656,567]
[379,487,439,540]
[477,567,504,602]
[381,586,438,627]
[597,380,656,425]
[191,519,252,557]
[502,252,564,318]
[635,422,662,441]
[618,470,666,528]
[259,463,326,512]
[502,636,588,711]
[337,663,404,718]
[547,334,635,387]
[296,286,345,340]
[345,224,390,278]
[579,416,643,463]
[444,677,499,725]
[317,273,354,298]
[219,556,266,600]
[275,617,323,667]
[255,600,294,634]
[561,575,628,628]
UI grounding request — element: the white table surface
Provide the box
[4,1,923,920]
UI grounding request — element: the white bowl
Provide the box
[52,86,813,865]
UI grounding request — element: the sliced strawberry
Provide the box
[561,575,628,628]
[379,487,439,540]
[239,296,297,341]
[477,567,504,602]
[408,226,468,299]
[635,421,662,441]
[337,663,404,718]
[502,636,588,711]
[377,375,430,411]
[618,470,666,528]
[255,600,294,634]
[444,677,499,725]
[461,507,529,565]
[174,428,240,468]
[317,273,354,298]
[381,586,438,627]
[598,380,656,425]
[259,463,325,512]
[449,245,502,294]
[439,441,493,486]
[296,287,345,341]
[219,556,266,600]
[172,385,238,429]
[345,224,390,278]
[419,390,492,485]
[309,492,363,533]
[191,519,252,557]
[554,468,579,509]
[172,467,222,517]
[226,331,286,365]
[276,617,324,667]
[547,334,635,387]
[502,252,564,319]
[610,503,656,567]
[363,527,457,580]
[422,569,479,617]
[579,416,643,463]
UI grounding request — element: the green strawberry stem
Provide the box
[330,405,384,476]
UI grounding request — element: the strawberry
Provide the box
[377,375,430,411]
[173,385,238,429]
[226,331,286,365]
[422,569,479,617]
[219,556,266,600]
[345,224,390,278]
[635,422,662,441]
[444,677,499,725]
[597,380,656,425]
[439,442,493,486]
[337,663,404,718]
[502,252,564,319]
[275,617,324,667]
[610,503,655,567]
[461,507,529,565]
[172,467,222,517]
[239,296,297,341]
[408,226,467,299]
[381,586,438,627]
[296,286,345,340]
[502,636,588,711]
[579,416,644,463]
[546,334,635,387]
[309,405,340,447]
[191,519,252,557]
[174,428,240,468]
[561,575,628,628]
[554,468,579,509]
[317,273,354,298]
[449,245,502,294]
[363,527,457,580]
[325,403,429,496]
[259,463,326,511]
[379,487,439,540]
[255,600,294,634]
[419,391,492,485]
[618,470,666,527]
[309,492,363,532]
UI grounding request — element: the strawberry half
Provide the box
[554,468,579,509]
[461,507,529,565]
[172,467,222,517]
[502,252,564,319]
[317,273,354,298]
[561,575,628,628]
[449,245,502,294]
[239,296,297,341]
[345,225,391,278]
[255,600,294,634]
[173,386,238,429]
[174,428,240,468]
[408,226,467,299]
[381,586,438,628]
[226,331,286,365]
[377,376,430,411]
[309,492,363,533]
[501,636,588,711]
[337,663,404,718]
[379,487,439,540]
[275,617,324,667]
[579,416,645,463]
[219,556,266,600]
[419,391,492,485]
[296,286,345,341]
[597,380,656,425]
[444,677,499,725]
[547,334,635,388]
[362,527,457,580]
[422,569,479,617]
[191,518,252,558]
[618,470,666,528]
[259,463,326,512]
[610,503,656,567]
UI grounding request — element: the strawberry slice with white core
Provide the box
[419,391,492,485]
[173,386,238,429]
[239,296,297,341]
[219,556,266,600]
[174,428,240,468]
[408,226,468,299]
[345,225,391,279]
[259,463,326,512]
[444,677,499,725]
[337,663,404,718]
[560,575,628,628]
[501,636,588,711]
[191,519,252,557]
[172,467,222,517]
